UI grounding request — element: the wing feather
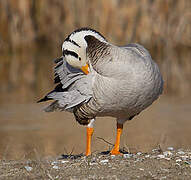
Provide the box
[38,57,93,112]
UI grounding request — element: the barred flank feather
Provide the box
[73,99,100,125]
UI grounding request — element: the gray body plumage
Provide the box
[39,28,163,125]
[74,39,163,124]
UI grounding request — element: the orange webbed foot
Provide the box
[110,148,122,155]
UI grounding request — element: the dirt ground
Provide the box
[1,148,191,179]
[0,96,191,179]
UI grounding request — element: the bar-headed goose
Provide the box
[38,27,163,156]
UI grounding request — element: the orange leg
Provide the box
[110,123,123,155]
[86,127,94,156]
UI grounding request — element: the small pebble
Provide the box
[181,156,188,161]
[177,150,185,155]
[152,148,159,152]
[163,151,173,156]
[90,162,98,165]
[24,166,33,172]
[61,160,69,164]
[176,159,182,162]
[137,152,142,156]
[167,147,174,151]
[139,168,144,171]
[123,154,132,158]
[100,159,109,164]
[157,154,165,159]
[145,155,150,158]
[111,155,116,159]
[160,176,167,180]
[51,161,57,165]
[52,165,59,169]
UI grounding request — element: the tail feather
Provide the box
[37,96,51,103]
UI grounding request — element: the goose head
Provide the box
[62,27,107,74]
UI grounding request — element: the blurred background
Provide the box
[0,0,191,159]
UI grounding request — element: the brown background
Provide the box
[0,0,191,159]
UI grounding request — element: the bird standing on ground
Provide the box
[38,27,163,156]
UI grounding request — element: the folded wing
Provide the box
[37,57,93,112]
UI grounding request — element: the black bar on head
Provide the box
[63,50,79,59]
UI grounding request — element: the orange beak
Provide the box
[81,64,89,75]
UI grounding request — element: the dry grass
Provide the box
[0,0,191,101]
